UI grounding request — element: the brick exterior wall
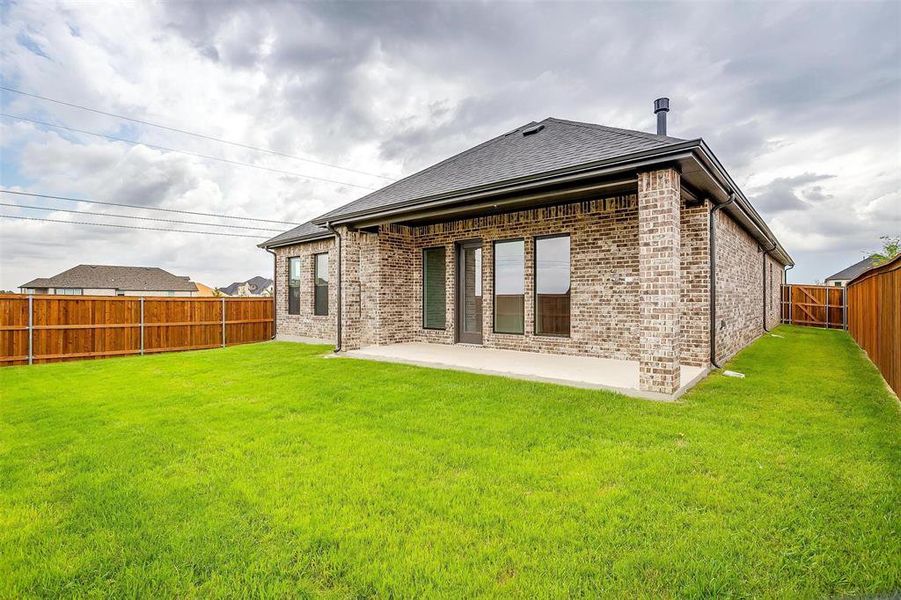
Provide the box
[364,194,645,359]
[637,169,682,394]
[680,201,711,367]
[765,253,782,330]
[712,210,785,363]
[272,238,337,342]
[270,178,786,390]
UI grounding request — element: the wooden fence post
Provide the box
[27,295,33,365]
[221,297,226,348]
[139,297,145,355]
[842,286,847,330]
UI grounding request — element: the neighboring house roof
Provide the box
[193,282,216,296]
[218,277,273,296]
[259,220,330,249]
[245,276,273,292]
[315,118,685,224]
[218,282,241,296]
[825,255,879,282]
[20,265,198,292]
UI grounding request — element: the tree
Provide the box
[870,235,900,266]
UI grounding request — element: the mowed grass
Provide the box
[0,326,899,598]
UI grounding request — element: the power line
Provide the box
[0,202,284,232]
[0,85,396,182]
[0,190,299,225]
[0,113,378,190]
[0,214,269,239]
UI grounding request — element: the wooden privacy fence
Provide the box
[781,284,846,329]
[0,295,274,366]
[846,256,900,397]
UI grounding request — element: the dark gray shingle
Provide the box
[260,220,330,248]
[825,255,879,282]
[20,265,198,291]
[314,117,685,223]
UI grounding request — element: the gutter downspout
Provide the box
[325,222,342,353]
[782,264,794,325]
[709,193,736,368]
[265,248,278,340]
[761,242,777,332]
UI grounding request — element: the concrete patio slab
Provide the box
[342,343,708,401]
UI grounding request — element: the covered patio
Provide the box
[343,342,708,400]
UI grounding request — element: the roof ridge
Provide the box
[544,117,686,144]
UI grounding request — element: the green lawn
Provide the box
[0,326,898,598]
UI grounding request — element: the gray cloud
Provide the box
[1,0,899,288]
[748,173,836,214]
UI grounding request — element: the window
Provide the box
[288,257,301,315]
[313,253,329,316]
[55,288,82,295]
[422,247,446,329]
[493,240,524,334]
[535,235,571,336]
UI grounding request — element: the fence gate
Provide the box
[781,284,846,329]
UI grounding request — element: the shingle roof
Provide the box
[20,265,198,291]
[260,220,330,248]
[218,276,273,296]
[314,117,686,223]
[825,255,878,282]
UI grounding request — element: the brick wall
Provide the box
[272,238,337,342]
[271,190,785,375]
[637,169,682,394]
[680,201,711,367]
[393,194,644,359]
[765,253,782,330]
[713,210,768,363]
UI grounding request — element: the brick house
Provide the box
[20,264,199,297]
[260,101,792,396]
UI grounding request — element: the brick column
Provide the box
[339,227,364,350]
[638,168,682,394]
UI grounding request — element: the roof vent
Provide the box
[653,97,670,136]
[522,124,545,136]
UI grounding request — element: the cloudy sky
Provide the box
[1,0,898,291]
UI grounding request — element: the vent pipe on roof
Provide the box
[654,97,670,136]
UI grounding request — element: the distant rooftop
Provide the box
[825,255,879,282]
[20,264,198,292]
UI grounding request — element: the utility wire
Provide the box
[0,202,284,232]
[0,190,300,225]
[0,85,396,181]
[0,214,269,239]
[0,113,378,190]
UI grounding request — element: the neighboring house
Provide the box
[218,276,273,297]
[260,100,793,396]
[20,265,199,297]
[824,255,878,287]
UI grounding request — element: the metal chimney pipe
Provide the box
[654,97,670,136]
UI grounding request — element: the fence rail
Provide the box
[781,284,846,329]
[846,256,900,397]
[0,295,274,366]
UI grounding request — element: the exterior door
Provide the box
[457,241,483,344]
